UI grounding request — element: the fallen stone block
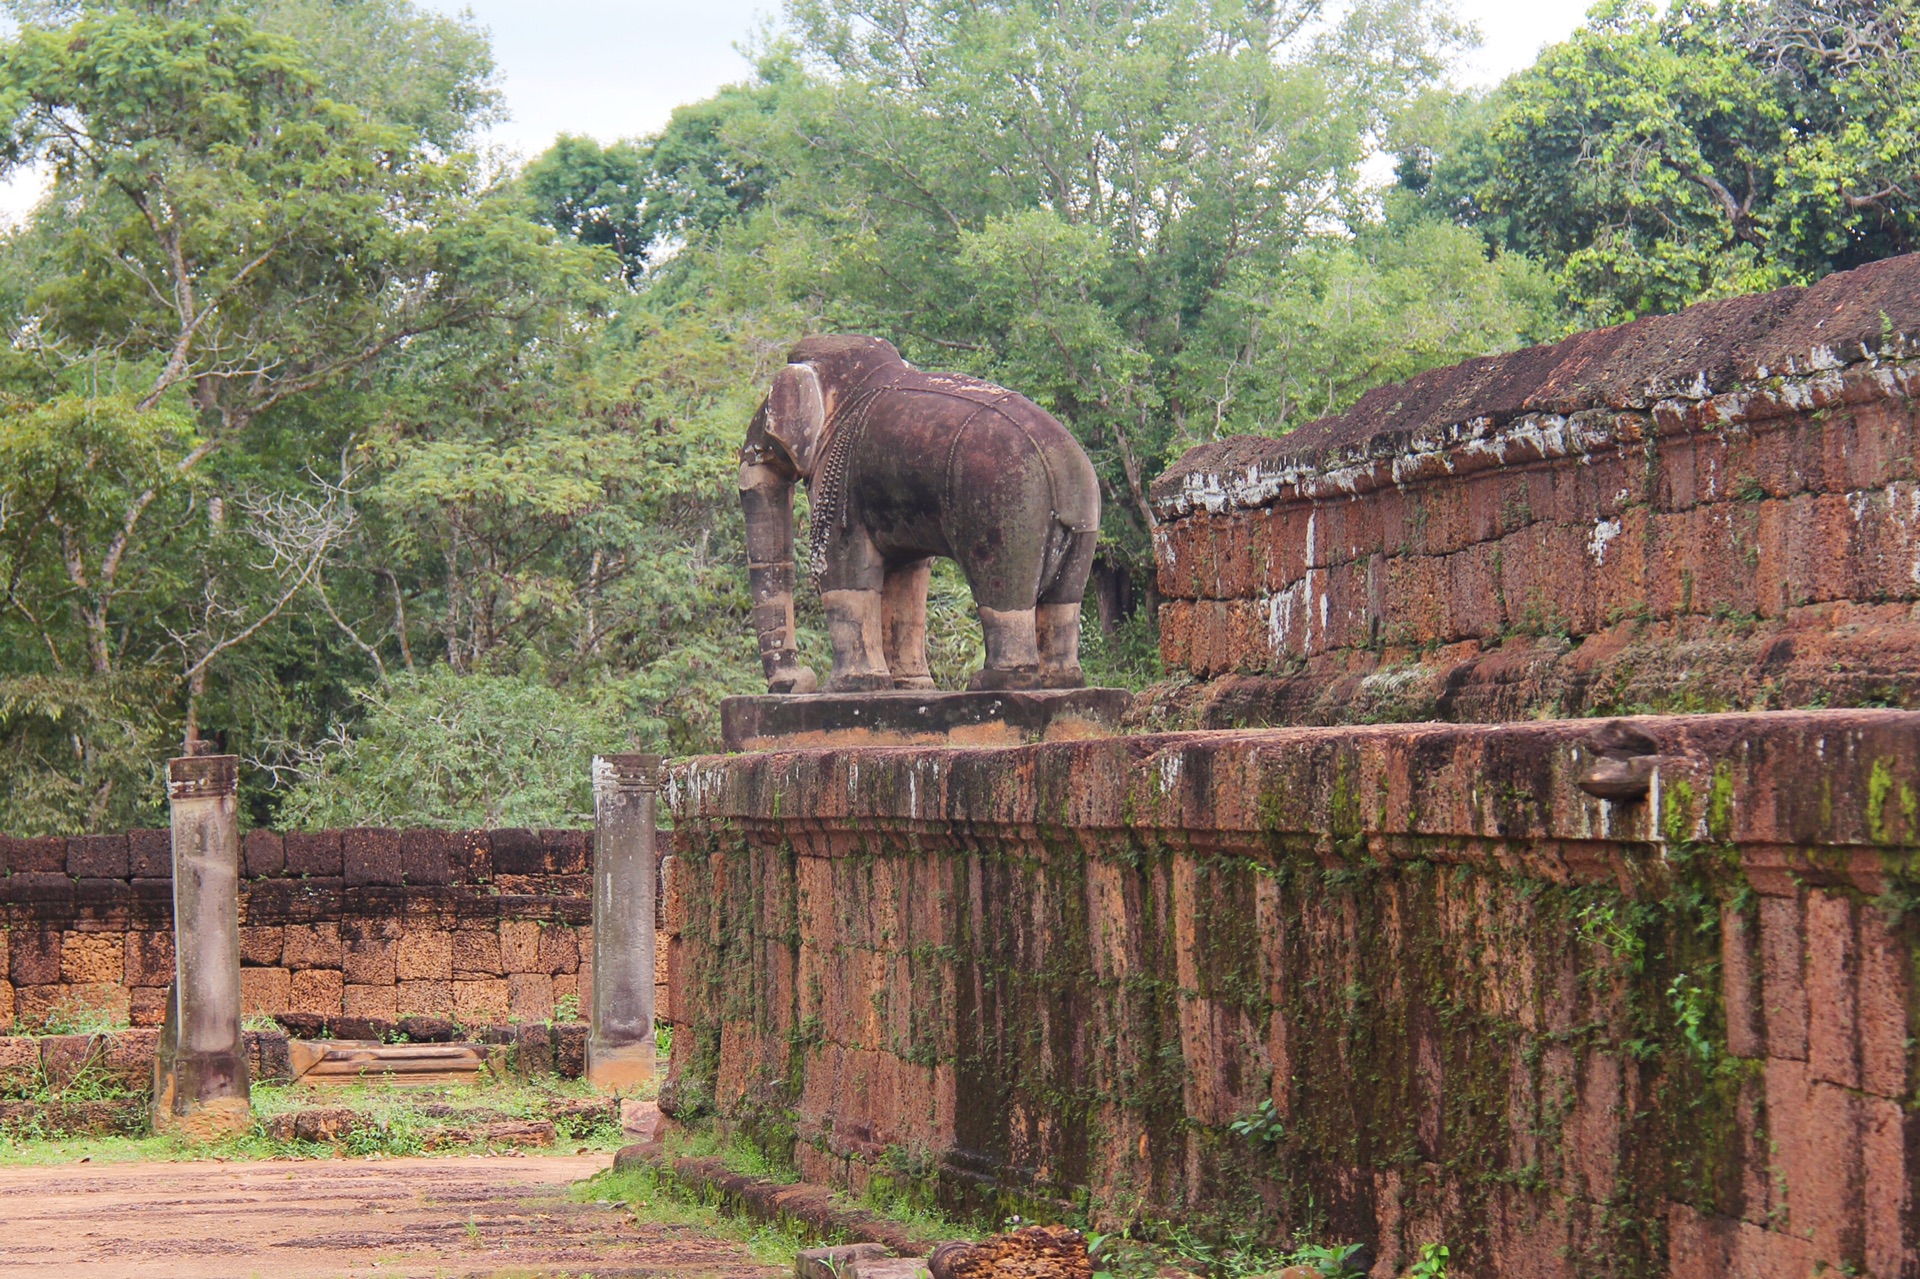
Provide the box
[293,1106,358,1143]
[620,1097,662,1138]
[858,1259,932,1279]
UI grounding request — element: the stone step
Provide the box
[287,1039,491,1086]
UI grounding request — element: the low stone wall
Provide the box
[663,711,1920,1279]
[0,827,667,1033]
[1147,253,1920,728]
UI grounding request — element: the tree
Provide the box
[0,2,600,828]
[276,667,610,828]
[1402,0,1920,324]
[524,136,649,280]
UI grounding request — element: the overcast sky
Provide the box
[428,0,1598,160]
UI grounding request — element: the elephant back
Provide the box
[895,369,1098,536]
[824,367,1098,575]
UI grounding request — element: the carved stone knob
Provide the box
[1577,721,1659,801]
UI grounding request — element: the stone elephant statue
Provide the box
[738,335,1101,694]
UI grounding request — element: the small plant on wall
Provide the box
[1228,1097,1285,1147]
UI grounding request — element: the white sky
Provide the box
[0,0,1595,219]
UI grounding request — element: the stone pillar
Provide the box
[153,753,250,1138]
[587,752,662,1091]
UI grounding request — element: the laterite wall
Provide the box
[0,827,669,1034]
[663,713,1920,1278]
[1146,253,1920,728]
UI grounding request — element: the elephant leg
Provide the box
[1036,527,1097,689]
[822,590,891,692]
[817,521,891,693]
[1036,604,1086,688]
[969,606,1042,691]
[882,558,935,690]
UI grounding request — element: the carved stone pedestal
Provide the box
[720,687,1130,752]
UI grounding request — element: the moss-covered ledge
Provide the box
[662,711,1920,1279]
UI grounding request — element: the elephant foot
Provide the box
[1040,666,1086,689]
[968,666,1042,692]
[893,674,937,691]
[827,671,895,693]
[766,663,819,695]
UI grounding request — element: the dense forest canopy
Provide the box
[0,0,1912,831]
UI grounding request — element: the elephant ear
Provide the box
[764,362,828,478]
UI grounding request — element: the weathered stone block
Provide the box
[536,924,579,975]
[241,967,291,1017]
[127,829,171,878]
[129,985,167,1027]
[243,829,285,879]
[9,929,60,987]
[552,1021,587,1078]
[59,932,123,986]
[341,919,400,986]
[721,688,1131,752]
[798,1243,891,1279]
[283,831,342,877]
[1806,890,1860,1089]
[507,972,553,1021]
[395,930,452,982]
[72,878,131,926]
[452,928,503,976]
[8,837,66,873]
[239,925,284,968]
[11,984,61,1027]
[288,968,344,1017]
[342,828,404,887]
[501,920,540,973]
[452,978,509,1024]
[129,878,173,927]
[396,980,452,1018]
[400,829,454,885]
[343,984,399,1020]
[0,1036,36,1089]
[490,829,544,877]
[455,831,493,885]
[1760,894,1810,1060]
[65,835,127,879]
[125,930,175,987]
[282,922,342,971]
[540,829,591,875]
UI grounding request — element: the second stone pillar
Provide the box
[586,752,662,1091]
[153,752,251,1138]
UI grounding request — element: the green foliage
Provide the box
[277,668,615,827]
[1282,1242,1370,1278]
[1228,1097,1287,1147]
[1405,0,1920,324]
[524,135,650,279]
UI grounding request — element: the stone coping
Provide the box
[1152,253,1920,517]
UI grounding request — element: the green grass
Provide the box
[574,1160,821,1270]
[593,1123,977,1257]
[0,1075,631,1166]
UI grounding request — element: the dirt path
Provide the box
[0,1153,782,1279]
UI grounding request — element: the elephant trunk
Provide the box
[739,459,818,694]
